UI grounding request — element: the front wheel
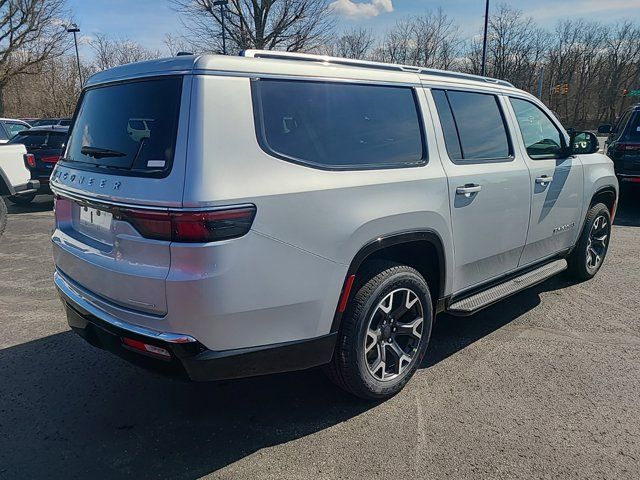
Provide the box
[567,203,611,281]
[324,261,433,400]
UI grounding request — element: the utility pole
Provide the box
[213,0,229,55]
[67,24,83,86]
[537,66,544,99]
[481,0,489,76]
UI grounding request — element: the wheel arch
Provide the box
[330,230,446,333]
[590,186,617,215]
[0,169,14,196]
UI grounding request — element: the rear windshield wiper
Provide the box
[81,145,127,159]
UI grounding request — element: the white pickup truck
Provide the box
[0,144,39,236]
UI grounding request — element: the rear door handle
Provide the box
[456,184,482,196]
[535,175,554,185]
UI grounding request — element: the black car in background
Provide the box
[599,104,640,185]
[7,125,68,204]
[30,118,72,127]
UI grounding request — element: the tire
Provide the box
[324,261,433,400]
[567,202,611,281]
[8,192,36,205]
[0,196,7,238]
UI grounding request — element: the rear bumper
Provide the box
[12,179,40,196]
[55,271,337,381]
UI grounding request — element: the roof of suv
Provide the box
[86,51,519,94]
[25,125,69,133]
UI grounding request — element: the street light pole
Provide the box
[481,0,490,77]
[67,24,83,86]
[213,0,229,55]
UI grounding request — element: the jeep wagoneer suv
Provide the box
[51,51,618,399]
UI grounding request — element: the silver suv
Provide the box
[51,51,618,399]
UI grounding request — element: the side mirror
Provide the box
[597,124,612,134]
[571,131,599,155]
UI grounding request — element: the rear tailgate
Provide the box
[51,75,192,316]
[0,143,29,190]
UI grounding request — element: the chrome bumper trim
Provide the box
[54,270,197,344]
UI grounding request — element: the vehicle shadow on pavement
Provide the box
[0,277,571,479]
[5,195,53,214]
[0,331,372,479]
[424,275,571,368]
[614,186,640,227]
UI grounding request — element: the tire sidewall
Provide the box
[583,204,611,277]
[349,269,433,398]
[572,203,611,280]
[0,196,7,238]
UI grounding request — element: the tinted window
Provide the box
[447,90,510,161]
[625,112,640,141]
[59,119,71,126]
[254,79,424,169]
[510,98,564,159]
[5,122,28,137]
[9,131,67,149]
[431,89,462,160]
[0,125,7,140]
[64,77,182,176]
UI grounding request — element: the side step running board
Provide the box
[448,259,567,315]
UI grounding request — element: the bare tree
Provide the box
[466,4,548,91]
[163,33,193,56]
[0,0,71,114]
[171,0,335,53]
[318,27,374,59]
[89,34,161,71]
[373,9,462,70]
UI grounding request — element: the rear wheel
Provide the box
[0,196,7,237]
[325,261,433,400]
[8,192,36,205]
[567,203,611,281]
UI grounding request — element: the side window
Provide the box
[5,122,28,137]
[432,89,511,163]
[624,112,640,141]
[253,79,425,169]
[510,98,564,159]
[0,124,8,141]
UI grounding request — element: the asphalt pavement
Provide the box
[0,191,639,480]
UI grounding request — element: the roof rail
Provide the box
[241,49,515,88]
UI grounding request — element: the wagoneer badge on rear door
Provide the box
[52,170,122,190]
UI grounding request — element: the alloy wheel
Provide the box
[586,214,609,271]
[363,288,424,382]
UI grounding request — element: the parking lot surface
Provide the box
[1,193,639,480]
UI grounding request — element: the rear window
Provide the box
[9,131,67,149]
[252,79,425,169]
[64,77,182,177]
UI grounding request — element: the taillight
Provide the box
[24,153,36,169]
[41,155,61,163]
[614,143,640,152]
[122,337,171,359]
[115,205,256,243]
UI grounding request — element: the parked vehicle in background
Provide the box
[0,118,31,144]
[51,52,618,400]
[0,143,39,235]
[30,118,71,128]
[599,104,640,185]
[7,126,68,205]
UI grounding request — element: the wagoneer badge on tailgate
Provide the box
[52,170,122,190]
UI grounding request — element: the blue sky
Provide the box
[67,0,640,57]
